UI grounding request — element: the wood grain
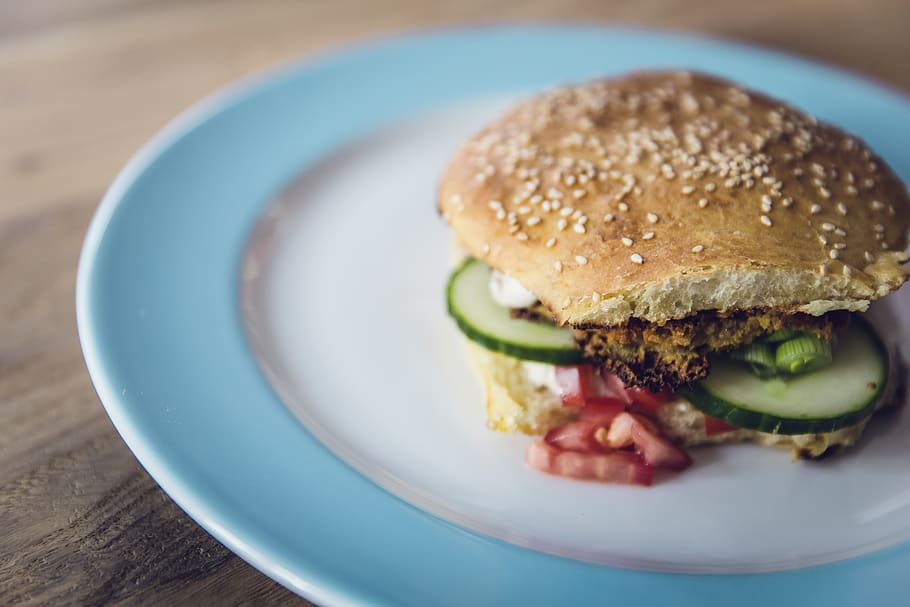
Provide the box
[0,1,907,605]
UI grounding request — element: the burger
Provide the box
[439,71,909,485]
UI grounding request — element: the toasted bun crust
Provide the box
[440,71,910,326]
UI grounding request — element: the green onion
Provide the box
[775,335,833,374]
[730,342,777,377]
[764,328,800,343]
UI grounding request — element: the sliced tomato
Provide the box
[629,420,692,470]
[626,386,673,415]
[554,365,592,407]
[526,440,653,485]
[704,415,737,436]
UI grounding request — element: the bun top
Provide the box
[439,71,910,326]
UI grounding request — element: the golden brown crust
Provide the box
[440,71,910,326]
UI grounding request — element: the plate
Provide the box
[78,26,910,606]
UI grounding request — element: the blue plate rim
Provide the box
[76,24,910,606]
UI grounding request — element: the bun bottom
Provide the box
[463,339,882,459]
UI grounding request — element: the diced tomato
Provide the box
[704,415,737,436]
[544,420,609,453]
[554,365,593,407]
[629,421,692,470]
[525,440,653,485]
[626,386,673,415]
[576,398,626,425]
[602,412,659,449]
[590,372,633,404]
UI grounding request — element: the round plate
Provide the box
[78,26,910,606]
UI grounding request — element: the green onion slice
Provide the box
[729,342,778,377]
[775,335,833,374]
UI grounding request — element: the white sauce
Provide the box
[489,270,537,308]
[521,360,561,394]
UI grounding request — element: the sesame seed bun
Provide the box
[439,71,910,327]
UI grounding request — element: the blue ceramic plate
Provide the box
[77,26,910,606]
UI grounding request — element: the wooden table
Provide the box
[1,1,908,604]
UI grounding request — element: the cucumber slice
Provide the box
[680,319,887,435]
[447,259,584,364]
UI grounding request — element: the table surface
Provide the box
[2,1,909,604]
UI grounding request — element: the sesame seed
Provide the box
[647,213,659,223]
[557,218,568,231]
[592,292,601,303]
[573,223,586,234]
[821,223,835,231]
[542,201,552,212]
[818,235,828,245]
[507,212,517,224]
[691,245,704,253]
[782,197,794,208]
[642,231,655,240]
[571,210,582,221]
[810,204,822,214]
[871,200,885,211]
[482,243,490,254]
[604,213,616,222]
[564,175,576,186]
[488,200,503,210]
[545,237,557,248]
[760,215,773,227]
[698,198,709,208]
[836,202,848,216]
[578,215,588,225]
[527,216,541,226]
[560,207,574,217]
[495,209,506,221]
[819,187,831,199]
[575,255,588,265]
[843,265,853,277]
[819,263,828,275]
[834,243,846,250]
[618,202,630,212]
[705,182,717,192]
[864,251,875,262]
[761,195,773,212]
[530,194,543,204]
[834,228,846,237]
[847,185,858,196]
[516,232,528,241]
[874,224,885,233]
[518,206,531,215]
[630,253,645,264]
[451,194,462,204]
[681,185,696,195]
[621,237,634,247]
[829,249,839,260]
[554,261,563,272]
[573,189,587,199]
